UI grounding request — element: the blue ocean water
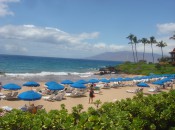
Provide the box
[0,54,123,76]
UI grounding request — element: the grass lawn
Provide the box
[115,62,175,75]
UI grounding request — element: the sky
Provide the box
[0,0,174,58]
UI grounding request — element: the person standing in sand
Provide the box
[0,82,2,92]
[89,88,94,104]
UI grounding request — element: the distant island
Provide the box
[86,51,163,62]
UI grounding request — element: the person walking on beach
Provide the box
[89,88,94,104]
[0,82,2,92]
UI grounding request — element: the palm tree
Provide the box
[156,40,167,58]
[170,33,175,40]
[140,38,148,61]
[148,36,157,63]
[133,36,139,62]
[126,34,136,63]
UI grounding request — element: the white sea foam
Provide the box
[5,71,94,77]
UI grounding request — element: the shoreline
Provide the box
[0,73,129,85]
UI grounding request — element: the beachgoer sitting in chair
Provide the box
[28,104,37,114]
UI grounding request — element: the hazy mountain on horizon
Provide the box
[86,51,166,62]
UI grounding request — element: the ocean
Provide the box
[0,54,123,77]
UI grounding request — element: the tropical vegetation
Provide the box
[170,32,175,40]
[1,90,175,129]
[115,61,175,75]
[126,34,168,63]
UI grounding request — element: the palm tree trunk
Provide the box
[131,44,136,63]
[151,43,154,63]
[135,43,138,62]
[161,47,163,58]
[143,44,145,61]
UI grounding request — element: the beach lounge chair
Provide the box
[36,105,43,110]
[94,86,101,94]
[42,94,55,101]
[65,87,75,93]
[0,92,12,99]
[53,93,63,101]
[19,104,28,112]
[101,83,111,89]
[1,106,13,112]
[148,86,161,92]
[126,88,139,93]
[4,92,18,100]
[0,92,4,96]
[60,90,66,99]
[70,89,86,97]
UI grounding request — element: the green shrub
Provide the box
[1,90,175,129]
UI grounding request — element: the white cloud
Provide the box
[0,25,99,45]
[0,24,112,57]
[157,23,175,34]
[0,0,20,17]
[93,43,106,49]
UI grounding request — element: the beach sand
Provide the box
[0,74,172,113]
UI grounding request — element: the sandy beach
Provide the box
[0,74,173,113]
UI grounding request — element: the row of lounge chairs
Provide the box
[0,92,18,100]
[126,88,144,93]
[126,86,162,93]
[43,91,66,101]
[19,104,43,114]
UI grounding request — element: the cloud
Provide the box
[0,0,20,17]
[0,24,118,57]
[157,23,175,34]
[0,24,99,45]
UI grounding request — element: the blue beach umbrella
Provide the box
[18,90,42,101]
[3,83,21,90]
[152,80,164,85]
[23,81,40,87]
[71,83,86,89]
[47,83,64,90]
[124,77,133,81]
[116,77,124,82]
[109,78,116,82]
[88,79,99,84]
[61,80,74,84]
[137,82,150,87]
[100,78,110,83]
[45,81,57,86]
[76,79,88,84]
[162,78,172,82]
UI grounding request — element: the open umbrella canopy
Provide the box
[161,78,173,82]
[45,81,57,86]
[137,82,150,87]
[18,90,42,101]
[152,80,164,85]
[100,78,110,83]
[47,83,64,90]
[61,80,74,84]
[124,77,133,81]
[76,79,88,84]
[23,81,40,87]
[109,78,116,82]
[3,83,21,90]
[71,83,86,89]
[116,77,124,82]
[88,79,99,83]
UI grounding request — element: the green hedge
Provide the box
[1,90,175,130]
